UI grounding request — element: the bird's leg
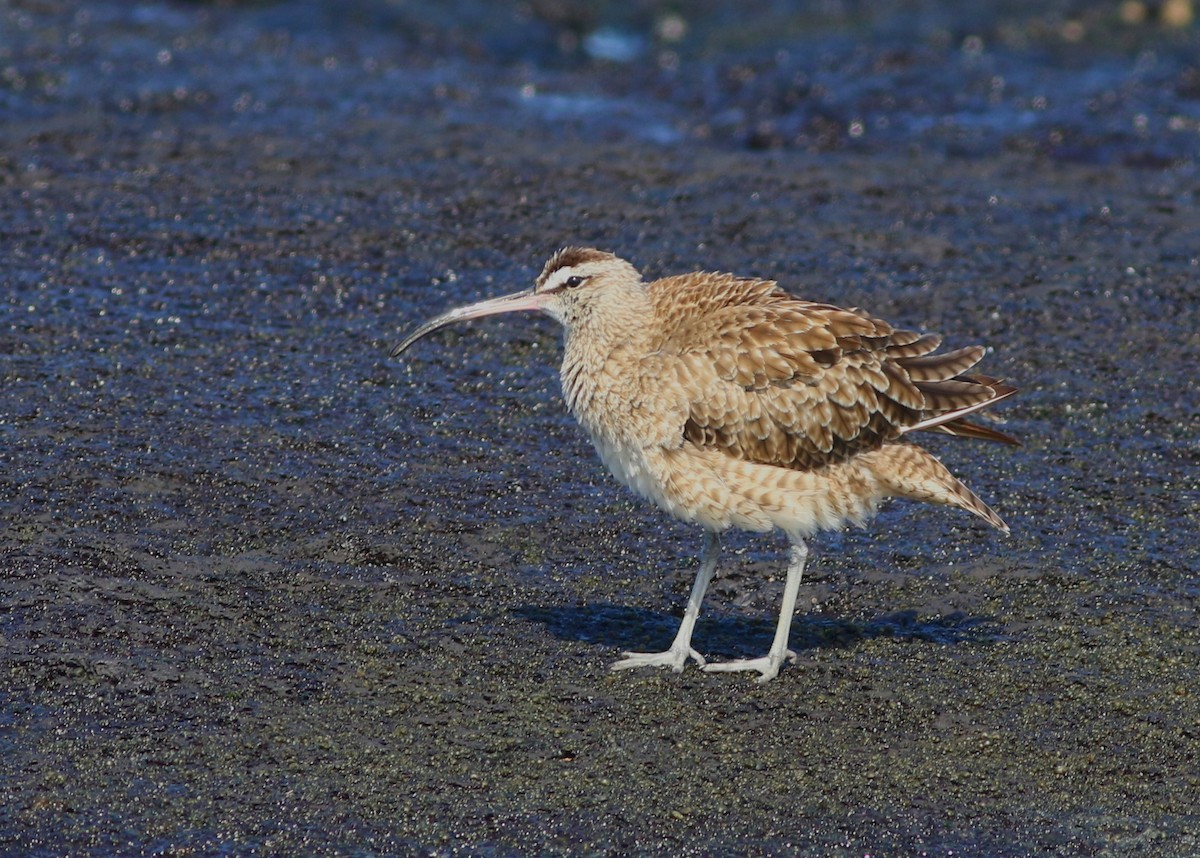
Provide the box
[610,531,720,673]
[703,536,808,683]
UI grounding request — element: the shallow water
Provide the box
[2,1,1199,855]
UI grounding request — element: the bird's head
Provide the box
[391,247,642,357]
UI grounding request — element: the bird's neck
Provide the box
[559,282,654,427]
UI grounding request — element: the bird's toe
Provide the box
[702,654,786,682]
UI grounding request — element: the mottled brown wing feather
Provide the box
[650,273,1013,470]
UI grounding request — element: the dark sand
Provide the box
[2,1,1198,855]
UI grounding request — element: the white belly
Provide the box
[590,432,666,508]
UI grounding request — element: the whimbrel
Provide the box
[392,248,1017,682]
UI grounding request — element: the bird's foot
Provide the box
[610,645,706,674]
[701,649,797,683]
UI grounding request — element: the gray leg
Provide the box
[610,531,721,673]
[703,536,808,683]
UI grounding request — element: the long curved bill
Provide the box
[390,288,550,357]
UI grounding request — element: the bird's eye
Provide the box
[564,275,586,288]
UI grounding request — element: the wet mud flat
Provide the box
[2,1,1199,855]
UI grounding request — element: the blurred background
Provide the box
[4,0,1199,163]
[3,2,1198,856]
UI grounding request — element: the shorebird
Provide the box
[392,248,1016,682]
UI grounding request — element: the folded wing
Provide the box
[648,272,1017,471]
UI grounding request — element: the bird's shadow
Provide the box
[512,602,1001,661]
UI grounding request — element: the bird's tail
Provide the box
[866,443,1009,533]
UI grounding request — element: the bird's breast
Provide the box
[560,344,683,452]
[560,349,675,510]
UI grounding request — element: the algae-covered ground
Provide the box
[2,1,1198,855]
